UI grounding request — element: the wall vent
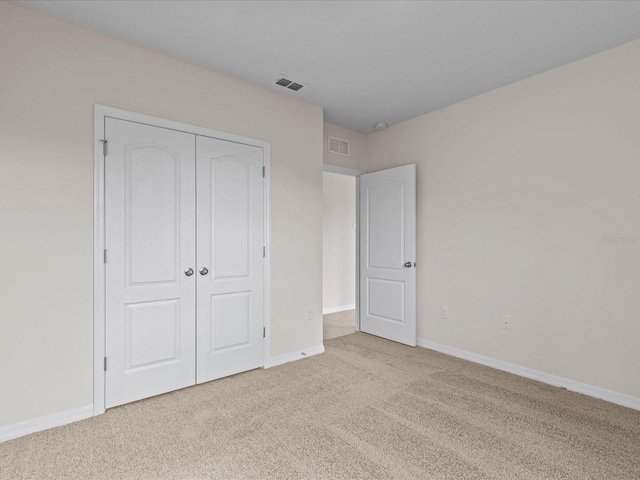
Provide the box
[328,136,349,156]
[275,75,305,92]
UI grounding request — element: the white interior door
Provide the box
[105,118,196,408]
[195,136,265,384]
[359,164,416,346]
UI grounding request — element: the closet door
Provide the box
[105,118,196,408]
[196,136,265,384]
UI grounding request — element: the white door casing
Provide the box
[196,136,265,383]
[359,164,416,346]
[104,118,197,408]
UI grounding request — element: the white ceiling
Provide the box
[19,1,640,133]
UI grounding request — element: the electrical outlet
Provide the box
[502,315,511,330]
[307,307,313,321]
[441,305,449,319]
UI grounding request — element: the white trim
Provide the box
[93,105,271,414]
[0,405,93,444]
[263,143,272,370]
[95,105,271,148]
[354,175,361,332]
[264,345,325,368]
[417,338,640,411]
[322,304,356,315]
[323,164,363,176]
[93,107,106,416]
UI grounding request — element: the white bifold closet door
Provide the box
[105,118,264,408]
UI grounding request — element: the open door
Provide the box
[359,164,416,346]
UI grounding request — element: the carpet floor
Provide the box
[1,332,639,479]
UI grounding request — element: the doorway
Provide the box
[322,163,417,346]
[322,165,361,340]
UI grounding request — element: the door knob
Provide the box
[184,268,194,276]
[199,267,209,276]
[404,262,413,268]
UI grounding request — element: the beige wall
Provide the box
[323,122,366,170]
[322,172,356,312]
[0,3,323,427]
[364,39,640,399]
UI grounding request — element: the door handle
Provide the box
[199,267,209,276]
[184,268,194,277]
[404,262,413,268]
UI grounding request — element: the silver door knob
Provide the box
[184,268,194,276]
[404,262,413,268]
[199,267,209,276]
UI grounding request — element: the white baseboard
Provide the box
[265,345,325,368]
[323,304,356,315]
[0,404,93,444]
[417,338,640,411]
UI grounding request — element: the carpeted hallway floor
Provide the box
[1,332,639,479]
[323,309,356,340]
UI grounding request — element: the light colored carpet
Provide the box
[1,332,639,479]
[323,309,356,340]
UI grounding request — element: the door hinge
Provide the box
[103,249,107,264]
[104,357,107,371]
[263,246,266,258]
[100,139,108,156]
[263,327,266,338]
[262,166,265,178]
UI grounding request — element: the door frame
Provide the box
[322,164,363,332]
[93,105,271,415]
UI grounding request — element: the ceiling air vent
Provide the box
[328,136,349,156]
[275,76,305,92]
[275,77,292,88]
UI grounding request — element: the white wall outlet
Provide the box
[502,315,511,330]
[441,305,449,319]
[307,307,314,321]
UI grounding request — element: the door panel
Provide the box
[211,157,251,279]
[196,136,264,384]
[127,145,180,285]
[105,118,196,408]
[367,278,405,323]
[126,299,180,369]
[360,164,416,346]
[368,182,404,269]
[211,291,251,351]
